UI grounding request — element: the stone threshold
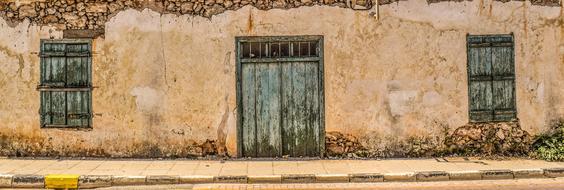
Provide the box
[0,168,562,189]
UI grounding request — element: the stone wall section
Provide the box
[0,0,560,30]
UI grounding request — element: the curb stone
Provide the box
[213,175,248,183]
[513,169,545,179]
[247,175,282,183]
[3,167,564,188]
[146,175,179,185]
[12,174,44,188]
[0,174,12,188]
[179,175,214,183]
[416,171,449,181]
[281,174,315,183]
[315,174,349,183]
[349,173,384,182]
[111,175,146,186]
[383,172,416,182]
[448,171,482,181]
[78,175,112,189]
[480,170,514,180]
[44,174,79,189]
[544,168,564,178]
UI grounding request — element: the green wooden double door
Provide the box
[237,36,324,157]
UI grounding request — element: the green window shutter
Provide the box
[491,45,516,121]
[467,35,516,122]
[40,40,92,128]
[468,46,493,122]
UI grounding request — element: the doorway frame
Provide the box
[235,35,325,158]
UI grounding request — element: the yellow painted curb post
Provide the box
[45,174,79,189]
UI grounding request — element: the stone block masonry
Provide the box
[0,0,371,30]
[0,0,560,30]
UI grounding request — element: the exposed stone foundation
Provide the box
[0,133,220,158]
[325,131,365,157]
[325,122,532,158]
[445,121,532,156]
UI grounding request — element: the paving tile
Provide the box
[348,160,387,173]
[273,162,299,175]
[141,170,170,175]
[121,163,152,171]
[69,161,104,170]
[88,170,127,175]
[322,161,351,174]
[193,162,223,176]
[247,162,274,176]
[219,162,248,176]
[62,170,95,175]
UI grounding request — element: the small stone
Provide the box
[86,3,108,13]
[18,5,37,18]
[43,15,59,23]
[204,4,225,17]
[108,3,121,12]
[76,3,86,11]
[496,130,505,140]
[180,2,194,13]
[45,8,57,15]
[166,3,176,11]
[223,0,233,7]
[9,3,17,11]
[205,0,215,5]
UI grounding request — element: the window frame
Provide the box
[466,34,517,123]
[39,39,93,129]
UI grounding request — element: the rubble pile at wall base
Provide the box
[326,121,533,158]
[325,131,365,157]
[445,121,532,156]
[0,133,219,158]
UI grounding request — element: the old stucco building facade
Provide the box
[0,0,562,158]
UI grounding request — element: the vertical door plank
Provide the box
[82,91,91,126]
[50,57,66,86]
[469,81,493,121]
[493,80,515,120]
[281,63,295,156]
[468,47,492,77]
[40,92,51,126]
[255,63,282,157]
[51,91,66,125]
[67,91,89,126]
[492,47,514,76]
[66,57,87,86]
[468,46,493,122]
[242,64,257,157]
[304,62,320,156]
[291,62,308,156]
[491,46,516,120]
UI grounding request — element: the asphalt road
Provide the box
[98,178,564,190]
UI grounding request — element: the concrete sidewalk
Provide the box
[0,158,562,188]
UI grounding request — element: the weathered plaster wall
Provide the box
[0,0,562,157]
